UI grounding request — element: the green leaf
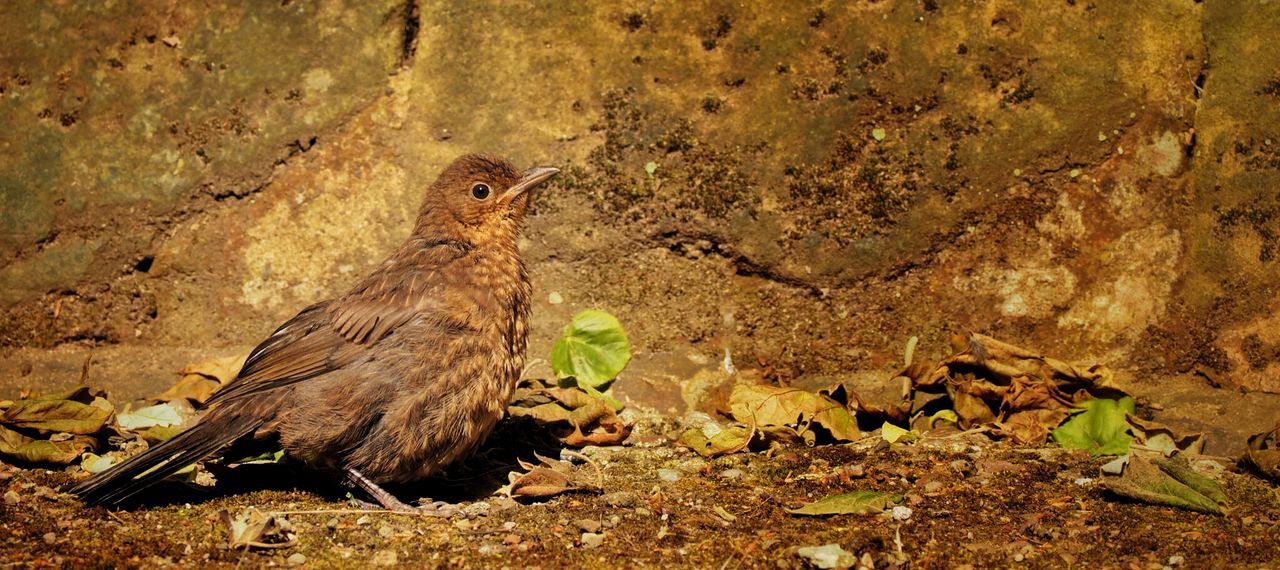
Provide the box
[2,398,113,435]
[788,490,902,516]
[881,422,917,444]
[928,409,959,428]
[117,403,185,430]
[1051,397,1135,455]
[1103,452,1228,514]
[551,310,631,391]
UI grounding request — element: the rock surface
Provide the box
[2,2,1280,406]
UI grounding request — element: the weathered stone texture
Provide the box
[2,1,1279,400]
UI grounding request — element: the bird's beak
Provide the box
[502,167,560,202]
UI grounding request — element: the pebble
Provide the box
[325,517,339,530]
[657,468,680,482]
[923,481,943,493]
[477,543,503,556]
[4,490,19,505]
[634,507,652,516]
[42,532,56,545]
[503,533,521,545]
[378,525,395,538]
[355,515,371,526]
[575,519,602,533]
[891,506,913,521]
[606,515,622,528]
[720,468,744,480]
[453,519,474,532]
[547,291,564,305]
[1168,555,1185,566]
[600,491,638,508]
[580,532,604,549]
[501,521,517,531]
[371,550,398,566]
[286,553,307,567]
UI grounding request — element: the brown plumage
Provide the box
[71,154,559,511]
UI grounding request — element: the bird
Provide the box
[70,153,559,513]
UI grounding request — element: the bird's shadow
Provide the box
[106,416,566,510]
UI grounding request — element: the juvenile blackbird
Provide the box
[71,154,559,512]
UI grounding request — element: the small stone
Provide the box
[286,553,307,566]
[580,532,604,549]
[891,506,913,521]
[355,515,371,526]
[547,291,564,305]
[1168,555,1185,566]
[503,533,521,545]
[600,491,638,508]
[378,525,395,538]
[797,543,855,569]
[923,481,943,493]
[371,550,398,566]
[501,521,517,531]
[477,543,503,556]
[453,519,474,531]
[634,507,652,516]
[871,127,887,141]
[1013,553,1025,562]
[325,517,339,530]
[1069,168,1082,178]
[4,491,19,505]
[606,515,622,528]
[720,468,744,480]
[657,468,680,482]
[575,519,602,533]
[42,532,56,545]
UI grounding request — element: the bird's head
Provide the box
[414,154,559,246]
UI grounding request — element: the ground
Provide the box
[4,422,1279,569]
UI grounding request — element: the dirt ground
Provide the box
[3,415,1279,569]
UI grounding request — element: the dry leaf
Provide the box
[499,454,602,500]
[508,379,632,447]
[220,507,297,550]
[729,384,859,443]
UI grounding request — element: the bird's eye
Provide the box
[471,183,491,200]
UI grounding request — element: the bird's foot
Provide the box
[345,468,456,517]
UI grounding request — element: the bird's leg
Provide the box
[344,468,455,517]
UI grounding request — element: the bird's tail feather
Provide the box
[69,411,262,506]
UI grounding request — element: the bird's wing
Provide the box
[204,246,462,408]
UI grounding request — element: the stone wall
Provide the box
[1,1,1277,399]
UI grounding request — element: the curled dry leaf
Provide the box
[157,354,246,404]
[220,507,298,550]
[678,423,754,458]
[1128,416,1205,456]
[508,378,631,447]
[729,384,859,444]
[891,333,1129,444]
[1244,427,1280,482]
[499,453,602,500]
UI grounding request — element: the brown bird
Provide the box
[71,154,558,512]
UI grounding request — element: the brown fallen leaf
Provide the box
[1244,426,1280,482]
[728,384,860,444]
[1128,416,1205,456]
[220,507,298,550]
[508,378,631,447]
[0,425,97,464]
[156,355,246,404]
[499,453,602,500]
